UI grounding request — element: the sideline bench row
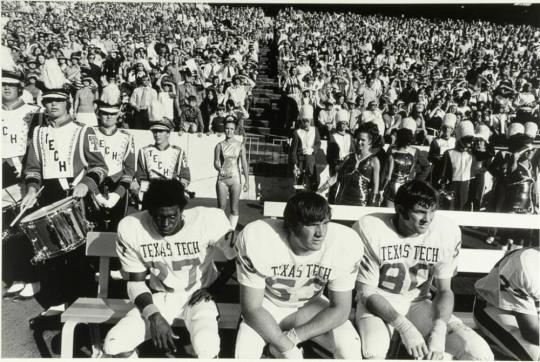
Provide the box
[60,203,538,357]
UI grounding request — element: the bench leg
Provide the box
[89,324,103,358]
[61,320,78,358]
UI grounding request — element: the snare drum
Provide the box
[19,197,91,264]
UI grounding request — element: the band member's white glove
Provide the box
[20,186,38,210]
[72,183,89,198]
[105,192,121,208]
[94,193,108,208]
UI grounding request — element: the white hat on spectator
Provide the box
[337,109,349,123]
[401,117,417,133]
[442,113,457,129]
[455,120,475,140]
[524,122,538,139]
[299,104,314,121]
[507,122,525,137]
[475,124,491,143]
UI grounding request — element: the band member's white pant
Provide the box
[473,297,539,361]
[103,292,220,358]
[235,295,362,359]
[356,298,494,360]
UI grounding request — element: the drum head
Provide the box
[20,197,77,223]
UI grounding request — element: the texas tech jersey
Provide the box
[235,219,363,308]
[353,213,460,304]
[136,144,189,182]
[2,102,41,159]
[475,248,539,315]
[117,207,235,296]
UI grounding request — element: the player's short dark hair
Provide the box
[142,179,188,212]
[394,180,439,213]
[283,192,332,228]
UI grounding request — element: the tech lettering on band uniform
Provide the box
[138,144,187,180]
[35,121,84,178]
[1,103,40,159]
[90,127,134,176]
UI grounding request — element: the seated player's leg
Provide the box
[103,293,182,356]
[355,301,393,359]
[407,299,494,360]
[280,296,362,359]
[235,319,268,358]
[473,297,539,361]
[235,298,298,358]
[183,299,220,358]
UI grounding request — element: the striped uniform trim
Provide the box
[473,297,534,361]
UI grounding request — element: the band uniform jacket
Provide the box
[136,144,191,186]
[24,116,108,194]
[91,126,136,197]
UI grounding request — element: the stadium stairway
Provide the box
[243,39,289,173]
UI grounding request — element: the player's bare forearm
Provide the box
[240,286,292,352]
[293,290,351,342]
[432,290,454,323]
[432,279,454,324]
[243,304,292,350]
[365,293,401,324]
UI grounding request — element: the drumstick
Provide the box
[10,186,44,227]
[4,188,18,204]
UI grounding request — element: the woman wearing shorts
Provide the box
[214,116,249,229]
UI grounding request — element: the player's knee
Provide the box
[360,334,389,359]
[333,321,362,359]
[103,334,135,357]
[191,328,220,358]
[448,322,494,361]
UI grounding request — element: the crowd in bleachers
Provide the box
[277,7,539,245]
[1,1,264,133]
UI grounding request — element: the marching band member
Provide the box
[131,102,190,203]
[20,58,108,320]
[214,115,249,230]
[2,68,43,299]
[91,100,136,231]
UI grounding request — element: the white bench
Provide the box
[60,232,241,358]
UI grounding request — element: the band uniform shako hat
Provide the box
[97,100,120,114]
[40,58,72,101]
[149,119,173,132]
[2,69,25,85]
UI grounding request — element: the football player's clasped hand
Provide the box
[148,313,179,353]
[187,288,215,306]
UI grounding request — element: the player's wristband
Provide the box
[285,328,301,346]
[142,304,160,320]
